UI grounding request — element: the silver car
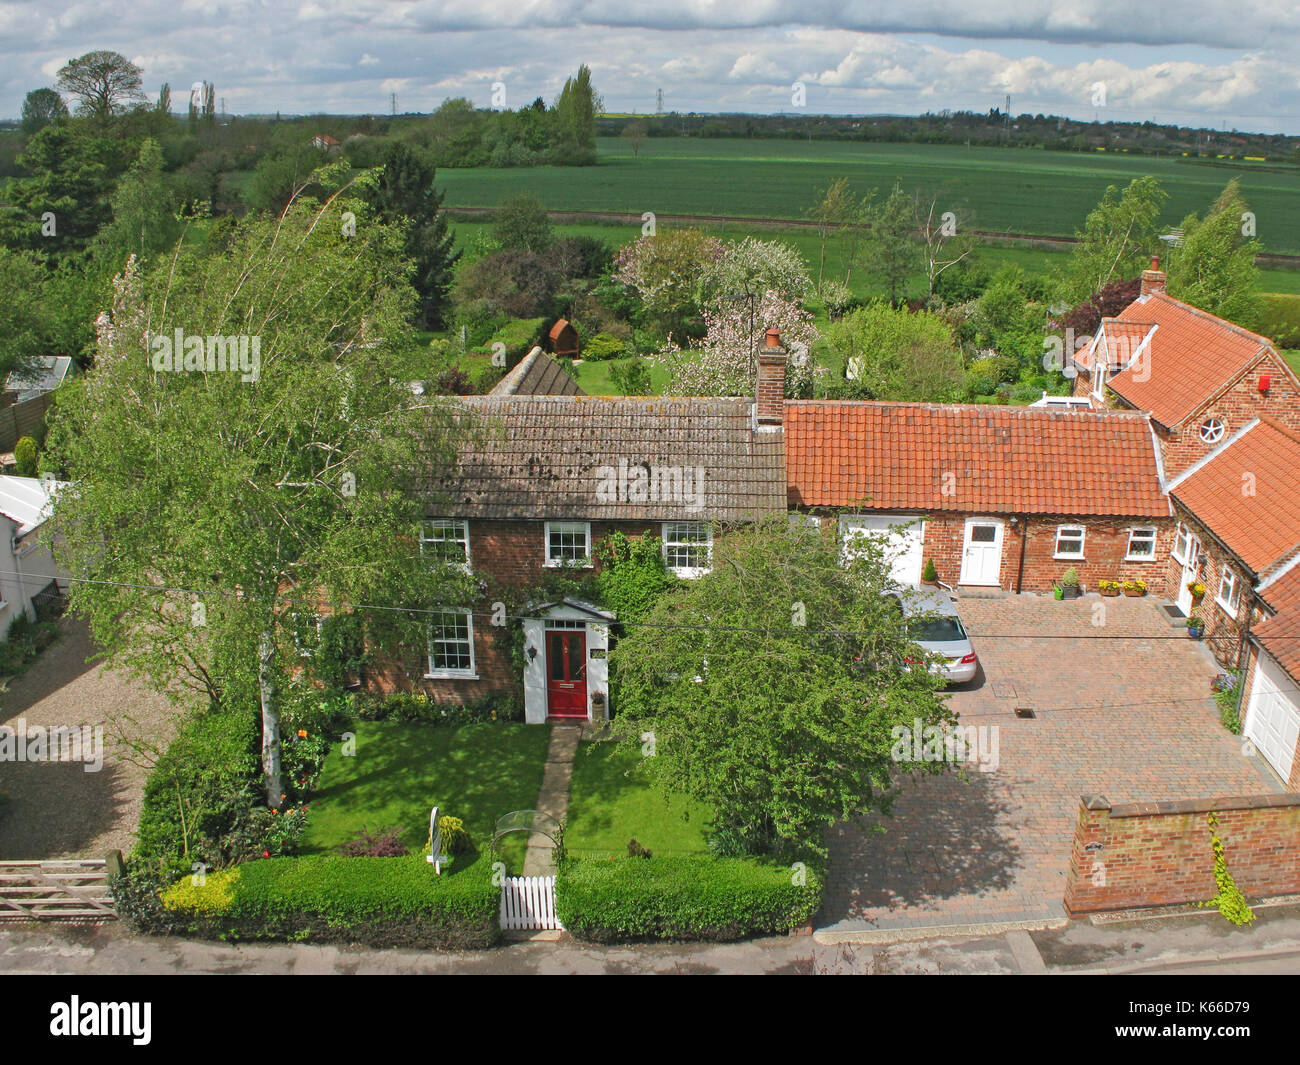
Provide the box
[891,587,978,685]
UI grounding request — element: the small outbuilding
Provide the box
[547,319,580,358]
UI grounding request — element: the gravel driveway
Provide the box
[0,617,182,860]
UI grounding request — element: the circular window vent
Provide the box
[1199,418,1226,444]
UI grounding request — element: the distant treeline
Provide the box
[598,110,1300,163]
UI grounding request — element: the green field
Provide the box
[435,136,1300,255]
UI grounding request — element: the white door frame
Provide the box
[1175,533,1202,615]
[960,517,1004,586]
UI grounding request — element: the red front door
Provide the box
[546,629,587,719]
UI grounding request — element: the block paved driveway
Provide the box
[820,594,1279,935]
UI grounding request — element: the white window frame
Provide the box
[544,521,592,568]
[1199,418,1226,444]
[289,611,324,659]
[1172,522,1191,565]
[1054,524,1086,560]
[420,519,471,572]
[426,608,478,679]
[661,522,713,578]
[1125,526,1157,561]
[1216,569,1242,619]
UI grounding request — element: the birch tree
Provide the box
[45,191,473,804]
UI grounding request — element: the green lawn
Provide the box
[565,742,714,859]
[572,356,672,395]
[300,722,552,869]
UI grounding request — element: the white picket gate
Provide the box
[500,875,562,931]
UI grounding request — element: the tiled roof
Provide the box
[1074,319,1153,373]
[1170,418,1300,575]
[1254,566,1300,685]
[1105,293,1272,427]
[785,401,1168,516]
[428,395,785,521]
[489,349,584,397]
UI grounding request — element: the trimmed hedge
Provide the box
[556,856,822,942]
[153,853,499,949]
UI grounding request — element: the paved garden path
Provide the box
[522,724,581,875]
[0,617,179,860]
[820,594,1279,937]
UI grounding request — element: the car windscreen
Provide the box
[909,617,967,643]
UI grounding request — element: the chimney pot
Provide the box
[756,326,787,427]
[765,327,782,349]
[1140,256,1167,299]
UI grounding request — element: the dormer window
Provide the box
[1199,418,1226,444]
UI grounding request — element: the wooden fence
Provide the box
[500,875,562,931]
[0,394,52,453]
[0,859,116,921]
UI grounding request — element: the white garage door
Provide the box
[1245,651,1300,783]
[841,514,925,587]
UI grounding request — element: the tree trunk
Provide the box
[258,629,282,806]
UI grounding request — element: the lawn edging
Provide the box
[555,855,822,943]
[128,853,500,950]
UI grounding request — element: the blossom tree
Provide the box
[652,289,820,397]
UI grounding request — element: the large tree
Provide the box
[861,180,922,304]
[609,516,954,858]
[552,65,602,163]
[45,196,474,805]
[56,50,145,124]
[1167,179,1262,329]
[20,88,69,134]
[368,141,460,329]
[828,301,965,401]
[1059,176,1167,305]
[91,138,181,269]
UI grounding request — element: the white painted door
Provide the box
[840,515,925,587]
[1176,534,1202,615]
[960,519,1004,586]
[1245,652,1300,783]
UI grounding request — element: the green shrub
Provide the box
[582,332,627,360]
[1259,293,1300,350]
[13,436,37,477]
[470,317,547,367]
[556,855,822,942]
[354,689,523,725]
[438,815,471,855]
[155,853,499,948]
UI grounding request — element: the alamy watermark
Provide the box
[595,459,705,513]
[0,718,103,772]
[150,328,261,382]
[890,718,999,773]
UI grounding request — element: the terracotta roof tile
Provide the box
[1105,293,1272,427]
[1254,566,1300,685]
[785,401,1167,516]
[1171,418,1300,574]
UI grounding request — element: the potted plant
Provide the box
[1122,578,1147,597]
[1058,567,1082,600]
[1186,614,1205,639]
[1098,579,1121,597]
[921,559,938,586]
[1188,580,1206,602]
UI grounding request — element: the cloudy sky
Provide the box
[2,1,1298,134]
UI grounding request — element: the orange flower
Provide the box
[297,729,308,738]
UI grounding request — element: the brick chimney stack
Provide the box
[1140,255,1166,299]
[756,327,787,427]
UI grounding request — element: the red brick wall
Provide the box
[1162,504,1259,671]
[366,517,657,700]
[1157,352,1300,479]
[1063,793,1300,913]
[910,514,1171,594]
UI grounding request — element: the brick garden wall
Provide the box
[1063,792,1300,913]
